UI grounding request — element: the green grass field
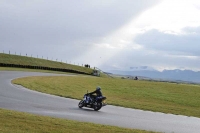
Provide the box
[0,108,156,133]
[13,76,200,118]
[0,68,159,133]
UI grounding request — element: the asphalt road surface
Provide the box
[1,71,200,133]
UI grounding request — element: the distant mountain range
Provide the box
[109,66,200,83]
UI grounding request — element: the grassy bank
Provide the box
[0,53,93,74]
[13,76,200,118]
[0,108,156,133]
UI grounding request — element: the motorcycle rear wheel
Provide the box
[93,102,102,111]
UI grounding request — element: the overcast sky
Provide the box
[1,0,200,72]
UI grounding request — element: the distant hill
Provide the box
[109,67,200,83]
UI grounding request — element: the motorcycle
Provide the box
[78,91,106,111]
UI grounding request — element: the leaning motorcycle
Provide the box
[78,91,106,111]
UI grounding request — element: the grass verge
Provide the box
[13,76,200,118]
[0,108,157,133]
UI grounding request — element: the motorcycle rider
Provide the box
[89,86,103,102]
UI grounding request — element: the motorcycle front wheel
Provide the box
[78,100,85,108]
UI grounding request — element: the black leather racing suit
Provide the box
[89,89,103,101]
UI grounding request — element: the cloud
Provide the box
[0,0,160,65]
[134,27,200,56]
[99,26,200,71]
[0,0,159,45]
[99,46,200,72]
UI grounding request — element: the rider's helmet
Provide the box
[96,86,101,91]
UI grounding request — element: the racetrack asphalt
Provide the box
[0,71,200,133]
